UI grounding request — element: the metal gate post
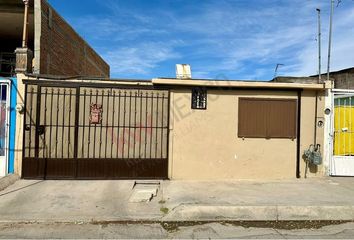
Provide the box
[34,86,42,177]
[74,87,80,178]
[21,83,27,178]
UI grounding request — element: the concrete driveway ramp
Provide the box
[128,181,160,203]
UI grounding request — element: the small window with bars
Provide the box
[191,88,207,109]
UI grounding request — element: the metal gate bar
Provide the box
[22,83,169,179]
[334,94,354,156]
[77,89,168,159]
[331,89,354,176]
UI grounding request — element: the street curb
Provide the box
[0,219,351,225]
[162,205,354,221]
[1,205,354,223]
[0,174,20,192]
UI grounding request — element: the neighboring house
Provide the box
[273,67,354,89]
[17,74,329,180]
[273,68,354,177]
[0,0,109,78]
[323,68,354,177]
[0,77,16,177]
[0,0,110,176]
[319,67,354,89]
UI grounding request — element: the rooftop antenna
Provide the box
[274,63,284,78]
[316,8,322,83]
[327,0,335,81]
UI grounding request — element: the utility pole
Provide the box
[316,8,321,83]
[327,0,335,81]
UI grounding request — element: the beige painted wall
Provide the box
[169,89,325,180]
[299,90,325,178]
[13,77,325,180]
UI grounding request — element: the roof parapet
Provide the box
[152,78,325,90]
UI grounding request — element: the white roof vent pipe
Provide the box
[176,64,192,79]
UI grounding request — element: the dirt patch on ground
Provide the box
[159,220,351,232]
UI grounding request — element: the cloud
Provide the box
[285,5,354,76]
[151,0,321,79]
[103,41,181,76]
[71,15,166,42]
[65,0,354,79]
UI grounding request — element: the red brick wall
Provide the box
[39,0,109,77]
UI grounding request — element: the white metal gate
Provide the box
[0,81,10,177]
[330,89,354,176]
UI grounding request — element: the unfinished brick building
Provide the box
[0,0,110,78]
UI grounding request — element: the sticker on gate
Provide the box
[90,103,102,124]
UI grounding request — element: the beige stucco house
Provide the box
[155,77,328,180]
[12,73,330,180]
[3,0,346,181]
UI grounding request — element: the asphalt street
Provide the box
[1,222,354,239]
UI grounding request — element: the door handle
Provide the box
[37,125,45,136]
[24,124,31,131]
[341,127,348,132]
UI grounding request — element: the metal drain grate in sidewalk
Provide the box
[128,181,161,203]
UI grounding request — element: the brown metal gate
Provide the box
[22,82,169,179]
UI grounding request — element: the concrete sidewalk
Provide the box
[162,178,354,221]
[0,177,354,223]
[0,174,20,192]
